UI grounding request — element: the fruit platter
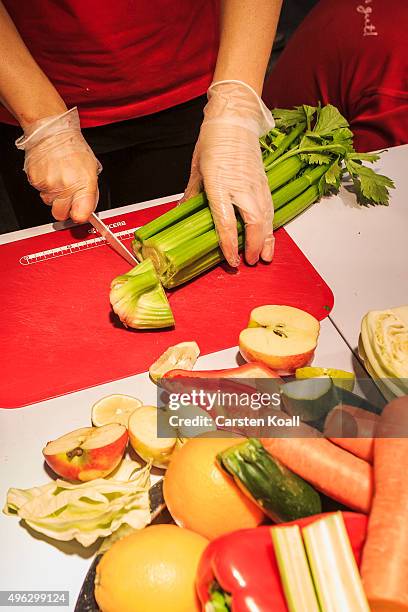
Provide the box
[3,296,408,611]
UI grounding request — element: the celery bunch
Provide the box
[134,104,394,290]
[112,104,394,329]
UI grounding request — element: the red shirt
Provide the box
[263,0,408,151]
[1,0,219,127]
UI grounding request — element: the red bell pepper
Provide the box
[163,362,281,380]
[196,512,367,612]
[161,363,283,435]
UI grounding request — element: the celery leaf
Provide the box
[319,160,343,195]
[306,151,333,165]
[313,104,349,137]
[272,106,310,130]
[299,135,333,164]
[303,104,317,130]
[347,151,381,163]
[345,159,395,205]
[324,160,343,189]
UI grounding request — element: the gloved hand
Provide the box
[15,107,101,223]
[182,80,275,267]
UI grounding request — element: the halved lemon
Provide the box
[91,394,143,427]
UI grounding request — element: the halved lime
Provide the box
[295,366,355,392]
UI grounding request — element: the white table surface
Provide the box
[1,145,405,611]
[286,144,408,352]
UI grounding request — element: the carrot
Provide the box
[323,404,379,462]
[260,415,373,513]
[361,396,408,611]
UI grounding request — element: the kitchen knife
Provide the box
[74,479,166,612]
[89,212,138,267]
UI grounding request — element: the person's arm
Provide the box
[214,0,282,94]
[0,1,66,126]
[183,0,282,267]
[0,1,99,223]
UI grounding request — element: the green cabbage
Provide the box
[359,306,408,401]
[3,459,151,547]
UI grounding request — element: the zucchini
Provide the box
[281,377,337,423]
[217,438,321,523]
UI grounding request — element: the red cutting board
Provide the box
[0,202,333,408]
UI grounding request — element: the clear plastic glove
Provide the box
[182,80,275,266]
[15,107,101,223]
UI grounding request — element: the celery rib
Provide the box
[274,184,320,229]
[163,233,245,289]
[134,193,207,244]
[267,156,303,192]
[272,164,329,211]
[264,123,306,168]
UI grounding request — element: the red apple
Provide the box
[42,424,128,481]
[239,305,320,375]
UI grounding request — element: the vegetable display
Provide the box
[5,281,408,612]
[359,305,408,401]
[217,438,322,522]
[196,512,368,612]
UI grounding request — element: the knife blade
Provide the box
[89,212,138,267]
[74,479,166,612]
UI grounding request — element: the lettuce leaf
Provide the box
[3,459,151,547]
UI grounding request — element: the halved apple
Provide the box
[239,305,320,375]
[43,424,128,482]
[128,406,178,468]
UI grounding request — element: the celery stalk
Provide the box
[163,233,245,288]
[141,208,214,273]
[133,156,302,256]
[133,154,302,256]
[133,193,207,249]
[165,217,244,273]
[272,164,329,211]
[302,513,370,612]
[264,123,306,168]
[273,184,320,229]
[271,525,321,612]
[267,156,304,191]
[137,183,318,285]
[109,258,174,329]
